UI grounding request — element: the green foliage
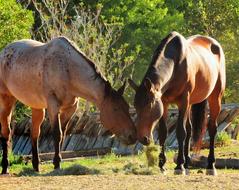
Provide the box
[13,102,31,123]
[1,0,239,123]
[0,151,24,166]
[145,143,159,167]
[0,0,34,50]
[0,0,33,122]
[178,0,239,103]
[31,1,139,107]
[79,0,239,103]
[216,131,231,147]
[99,0,184,81]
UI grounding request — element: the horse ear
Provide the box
[128,79,139,91]
[117,80,126,96]
[164,35,185,63]
[105,81,112,95]
[144,78,153,91]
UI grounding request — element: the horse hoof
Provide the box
[174,169,186,175]
[34,167,40,172]
[0,173,11,177]
[206,169,217,176]
[185,169,190,175]
[160,168,167,175]
[1,169,9,175]
[1,169,10,176]
[54,164,61,170]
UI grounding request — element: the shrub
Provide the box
[0,0,34,50]
[216,131,231,147]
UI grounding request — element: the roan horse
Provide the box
[129,31,225,175]
[0,37,136,174]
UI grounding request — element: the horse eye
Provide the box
[114,107,119,111]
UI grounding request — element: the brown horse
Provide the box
[0,37,136,174]
[129,31,225,175]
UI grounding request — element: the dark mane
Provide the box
[142,32,176,84]
[58,36,107,81]
[150,32,175,67]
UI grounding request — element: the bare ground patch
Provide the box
[1,171,239,190]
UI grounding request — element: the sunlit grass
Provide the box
[1,140,239,176]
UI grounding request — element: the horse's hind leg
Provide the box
[31,108,45,172]
[206,90,223,175]
[47,95,62,169]
[0,94,16,174]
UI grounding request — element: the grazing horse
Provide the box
[0,37,136,174]
[129,31,225,175]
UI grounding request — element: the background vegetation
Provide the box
[0,0,239,122]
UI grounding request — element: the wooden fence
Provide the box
[3,104,239,156]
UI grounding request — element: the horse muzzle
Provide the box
[139,136,151,146]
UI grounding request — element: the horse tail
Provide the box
[191,100,208,150]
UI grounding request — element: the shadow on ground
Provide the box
[17,164,100,177]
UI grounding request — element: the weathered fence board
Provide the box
[0,104,238,157]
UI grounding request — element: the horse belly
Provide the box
[189,64,218,104]
[5,68,47,109]
[7,82,47,109]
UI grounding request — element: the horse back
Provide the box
[185,35,226,103]
[187,35,225,66]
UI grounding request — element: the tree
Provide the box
[0,0,34,122]
[29,0,139,106]
[179,0,239,102]
[100,0,184,81]
[0,0,34,50]
[71,0,184,82]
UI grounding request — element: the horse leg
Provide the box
[0,95,15,174]
[31,108,45,172]
[184,115,192,175]
[158,104,168,173]
[47,96,62,169]
[206,92,222,175]
[175,93,190,175]
[60,102,78,149]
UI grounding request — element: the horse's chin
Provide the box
[118,135,136,145]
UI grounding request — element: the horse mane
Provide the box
[142,32,177,84]
[150,32,176,66]
[57,36,107,81]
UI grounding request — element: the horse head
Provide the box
[100,81,137,145]
[129,78,163,145]
[129,32,187,145]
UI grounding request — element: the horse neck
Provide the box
[78,78,106,108]
[145,59,174,94]
[69,55,107,108]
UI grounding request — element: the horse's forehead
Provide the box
[135,87,150,109]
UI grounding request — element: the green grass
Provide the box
[1,141,239,176]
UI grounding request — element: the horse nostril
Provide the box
[142,136,150,145]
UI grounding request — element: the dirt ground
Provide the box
[1,172,239,190]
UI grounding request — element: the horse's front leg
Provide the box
[60,102,78,149]
[175,94,190,175]
[0,95,15,174]
[158,104,168,173]
[47,95,62,170]
[158,118,167,173]
[184,115,192,175]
